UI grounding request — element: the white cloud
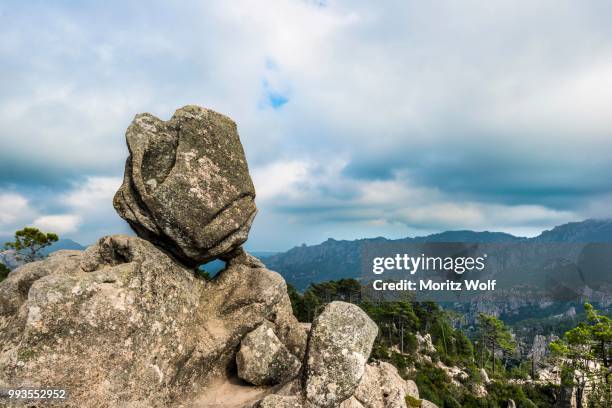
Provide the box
[5,0,610,178]
[256,160,578,236]
[63,177,122,211]
[55,176,128,243]
[33,214,81,234]
[0,193,31,225]
[0,193,37,234]
[0,177,126,242]
[252,160,311,201]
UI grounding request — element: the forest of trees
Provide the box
[288,278,611,407]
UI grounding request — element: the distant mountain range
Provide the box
[261,219,612,290]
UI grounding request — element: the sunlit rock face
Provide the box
[114,105,257,267]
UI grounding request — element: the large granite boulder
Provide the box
[0,235,302,407]
[252,302,380,408]
[303,301,378,408]
[237,320,301,386]
[113,105,257,267]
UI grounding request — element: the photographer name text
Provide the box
[372,279,497,292]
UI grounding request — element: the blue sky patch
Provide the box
[267,92,289,109]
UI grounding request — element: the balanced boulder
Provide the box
[113,105,257,266]
[0,106,420,408]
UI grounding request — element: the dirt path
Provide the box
[189,376,271,408]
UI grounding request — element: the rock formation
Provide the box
[0,235,303,406]
[480,368,491,384]
[255,301,378,408]
[237,320,301,386]
[0,105,424,408]
[350,362,419,407]
[114,105,257,266]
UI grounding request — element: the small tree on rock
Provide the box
[3,227,59,263]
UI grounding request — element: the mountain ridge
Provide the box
[262,219,612,290]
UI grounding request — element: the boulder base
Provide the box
[0,235,301,407]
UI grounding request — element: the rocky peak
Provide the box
[0,106,425,408]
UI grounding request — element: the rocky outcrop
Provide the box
[472,383,488,398]
[0,235,302,407]
[434,361,468,387]
[480,368,491,384]
[258,359,423,408]
[114,105,257,266]
[254,301,380,408]
[257,395,305,407]
[528,334,558,366]
[405,380,419,400]
[270,291,309,360]
[237,321,301,386]
[0,106,415,408]
[415,333,436,354]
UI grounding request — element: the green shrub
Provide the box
[405,395,422,407]
[0,263,10,282]
[404,332,418,353]
[412,363,452,406]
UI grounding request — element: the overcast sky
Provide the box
[1,0,612,250]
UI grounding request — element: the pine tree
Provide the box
[550,303,612,407]
[476,313,516,374]
[4,227,59,263]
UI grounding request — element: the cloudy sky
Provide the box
[1,0,612,250]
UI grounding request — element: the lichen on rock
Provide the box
[113,105,257,267]
[303,301,378,408]
[236,320,301,386]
